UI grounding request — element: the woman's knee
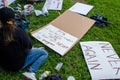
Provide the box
[39,48,48,57]
[32,48,48,57]
[42,49,48,57]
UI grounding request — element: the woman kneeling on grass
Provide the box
[0,7,48,80]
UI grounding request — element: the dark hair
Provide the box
[0,7,16,44]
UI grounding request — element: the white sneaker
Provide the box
[22,72,37,80]
[39,47,45,50]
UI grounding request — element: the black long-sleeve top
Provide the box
[0,27,32,71]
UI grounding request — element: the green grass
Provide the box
[0,0,120,80]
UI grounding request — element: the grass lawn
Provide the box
[0,0,120,80]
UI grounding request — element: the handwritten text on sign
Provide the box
[32,24,78,56]
[80,41,120,80]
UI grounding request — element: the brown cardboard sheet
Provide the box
[50,10,95,38]
[31,10,95,56]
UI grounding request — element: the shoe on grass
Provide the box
[39,47,45,50]
[22,72,37,80]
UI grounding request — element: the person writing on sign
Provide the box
[0,0,8,8]
[0,7,48,80]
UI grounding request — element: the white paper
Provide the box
[43,0,63,10]
[69,2,93,15]
[80,41,120,80]
[32,24,78,56]
[34,10,43,16]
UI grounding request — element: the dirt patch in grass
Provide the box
[72,0,86,3]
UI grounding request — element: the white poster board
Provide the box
[69,2,93,15]
[43,0,63,10]
[32,24,78,56]
[80,41,120,80]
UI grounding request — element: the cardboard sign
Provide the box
[69,2,93,15]
[80,41,120,80]
[32,24,78,56]
[43,0,63,10]
[31,10,95,56]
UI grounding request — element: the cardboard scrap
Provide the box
[31,9,95,56]
[80,41,120,80]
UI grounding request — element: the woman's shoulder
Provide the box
[14,27,26,34]
[13,27,27,39]
[14,27,30,40]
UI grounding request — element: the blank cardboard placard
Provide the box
[31,10,95,56]
[50,10,95,38]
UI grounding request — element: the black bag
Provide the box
[90,14,110,27]
[27,0,44,2]
[15,13,29,31]
[46,73,64,80]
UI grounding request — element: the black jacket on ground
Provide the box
[0,27,32,71]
